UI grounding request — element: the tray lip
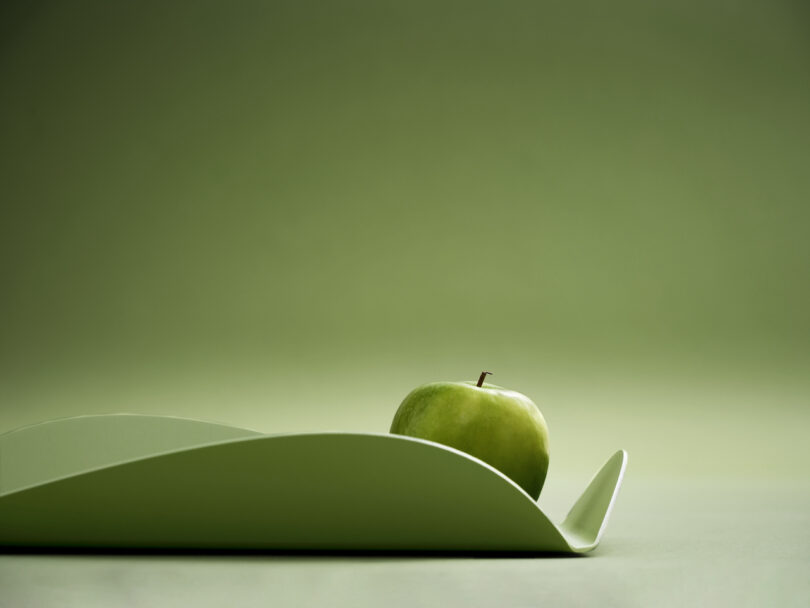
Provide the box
[560,449,628,552]
[593,448,628,548]
[0,422,538,507]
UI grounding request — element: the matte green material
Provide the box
[0,415,626,553]
[0,415,262,496]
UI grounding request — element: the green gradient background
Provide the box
[2,1,809,605]
[3,0,809,480]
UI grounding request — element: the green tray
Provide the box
[0,415,627,553]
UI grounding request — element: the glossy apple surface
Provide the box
[390,380,550,500]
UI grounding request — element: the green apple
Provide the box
[390,372,550,500]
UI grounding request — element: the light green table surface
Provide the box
[2,478,807,608]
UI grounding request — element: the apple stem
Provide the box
[476,371,492,387]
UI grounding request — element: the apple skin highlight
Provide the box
[390,380,550,500]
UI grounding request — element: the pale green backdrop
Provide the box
[1,1,809,605]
